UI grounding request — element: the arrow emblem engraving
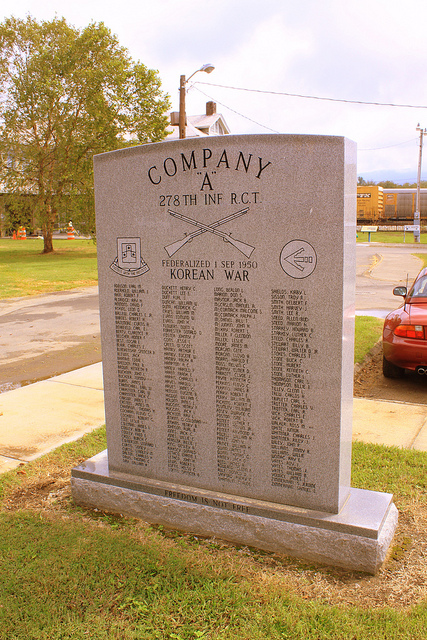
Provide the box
[280,241,317,279]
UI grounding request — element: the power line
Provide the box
[192,83,421,155]
[359,138,418,151]
[190,84,281,133]
[195,81,427,109]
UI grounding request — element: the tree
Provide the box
[2,194,34,235]
[357,176,377,186]
[377,180,399,189]
[0,16,170,252]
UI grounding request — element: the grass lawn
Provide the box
[356,230,427,244]
[0,238,98,298]
[354,316,383,364]
[414,253,427,269]
[0,429,426,639]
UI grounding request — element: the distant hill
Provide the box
[359,169,427,185]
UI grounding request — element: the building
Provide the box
[166,101,230,138]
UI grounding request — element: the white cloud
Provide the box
[2,0,427,178]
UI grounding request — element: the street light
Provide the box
[179,64,215,139]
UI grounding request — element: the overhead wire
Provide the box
[194,81,427,110]
[190,82,426,156]
[359,138,418,151]
[189,84,281,133]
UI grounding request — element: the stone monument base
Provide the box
[71,450,398,574]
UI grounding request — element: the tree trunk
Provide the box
[42,202,55,253]
[43,228,54,253]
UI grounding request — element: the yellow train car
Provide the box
[383,188,427,221]
[357,185,384,223]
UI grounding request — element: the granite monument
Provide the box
[72,134,397,573]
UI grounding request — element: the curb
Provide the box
[354,338,383,378]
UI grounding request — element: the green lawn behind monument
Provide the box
[357,230,427,244]
[0,238,98,298]
[354,316,383,363]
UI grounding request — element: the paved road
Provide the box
[0,286,101,392]
[356,243,427,315]
[1,243,427,392]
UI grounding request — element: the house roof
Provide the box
[165,102,230,139]
[165,120,209,139]
[188,113,230,135]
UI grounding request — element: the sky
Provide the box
[2,0,427,182]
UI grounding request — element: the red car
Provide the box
[383,267,427,378]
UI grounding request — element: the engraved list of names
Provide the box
[162,284,201,478]
[214,287,259,487]
[271,288,316,494]
[114,283,155,467]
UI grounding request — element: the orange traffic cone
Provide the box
[67,221,75,239]
[13,230,16,240]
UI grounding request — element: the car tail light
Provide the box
[394,324,425,339]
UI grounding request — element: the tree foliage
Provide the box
[0,16,170,252]
[358,177,427,189]
[357,176,377,186]
[377,180,399,189]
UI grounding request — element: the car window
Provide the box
[409,275,427,297]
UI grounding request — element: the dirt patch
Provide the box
[2,470,72,512]
[354,345,427,404]
[3,466,427,611]
[269,505,427,610]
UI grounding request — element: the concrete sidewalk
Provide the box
[0,363,105,473]
[0,362,426,474]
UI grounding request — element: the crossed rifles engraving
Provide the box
[164,207,255,258]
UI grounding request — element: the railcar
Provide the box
[383,188,427,222]
[357,185,383,223]
[357,185,427,224]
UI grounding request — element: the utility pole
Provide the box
[179,75,186,140]
[415,124,427,243]
[178,64,215,140]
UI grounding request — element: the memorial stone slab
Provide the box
[72,134,398,573]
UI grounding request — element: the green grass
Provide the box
[1,511,425,640]
[414,253,427,268]
[0,427,107,504]
[354,316,383,364]
[0,428,426,639]
[352,440,427,502]
[357,231,427,244]
[0,238,98,298]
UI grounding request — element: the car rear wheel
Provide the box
[382,355,405,379]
